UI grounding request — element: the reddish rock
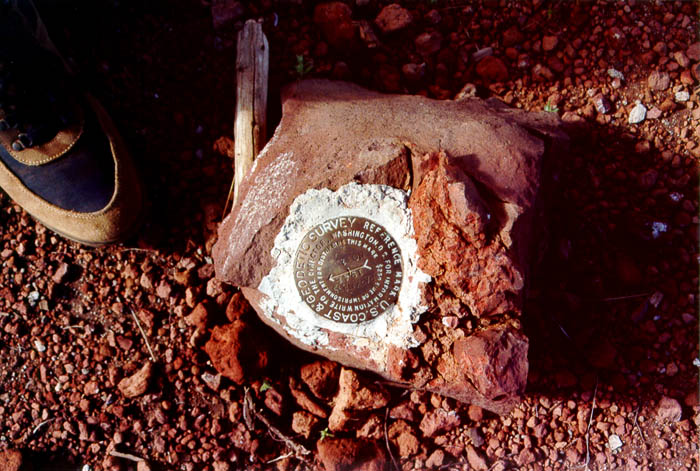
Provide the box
[516,448,536,466]
[542,35,558,51]
[329,368,390,431]
[264,388,284,416]
[502,26,524,47]
[156,280,172,299]
[388,420,420,456]
[476,56,508,83]
[117,361,153,398]
[657,396,682,422]
[415,31,442,56]
[374,4,412,33]
[300,360,340,400]
[225,292,254,322]
[532,63,553,82]
[289,377,329,418]
[647,107,663,120]
[203,321,268,384]
[425,449,445,467]
[410,151,524,318]
[419,408,461,437]
[185,302,210,330]
[213,80,565,415]
[356,415,383,439]
[466,445,489,471]
[136,461,153,471]
[648,70,671,91]
[316,438,388,471]
[453,327,528,401]
[687,42,700,61]
[389,400,417,422]
[292,411,319,439]
[674,51,690,68]
[314,2,355,49]
[52,262,69,284]
[387,345,420,381]
[215,80,563,289]
[0,450,24,471]
[213,135,235,159]
[467,404,484,421]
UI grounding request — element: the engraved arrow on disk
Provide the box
[329,259,371,282]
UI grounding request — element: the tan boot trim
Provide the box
[0,103,85,166]
[0,95,143,245]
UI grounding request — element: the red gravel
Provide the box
[0,1,697,470]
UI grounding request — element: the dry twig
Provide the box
[633,406,645,441]
[109,450,144,462]
[384,408,400,471]
[266,452,294,464]
[244,388,310,458]
[583,378,599,470]
[31,418,54,435]
[129,307,156,362]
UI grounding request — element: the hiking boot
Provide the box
[0,0,143,245]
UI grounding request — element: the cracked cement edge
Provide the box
[257,182,431,369]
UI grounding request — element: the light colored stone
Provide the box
[628,103,647,124]
[675,90,690,102]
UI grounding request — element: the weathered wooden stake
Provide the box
[232,19,269,208]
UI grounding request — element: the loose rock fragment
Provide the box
[0,449,23,471]
[374,4,412,33]
[52,262,70,284]
[628,103,647,124]
[292,411,320,439]
[657,396,682,422]
[316,438,388,471]
[648,70,671,91]
[185,302,210,330]
[608,434,623,452]
[117,361,153,398]
[542,35,558,51]
[329,368,389,431]
[675,90,690,102]
[289,377,329,418]
[419,408,460,437]
[300,360,340,400]
[466,445,489,471]
[476,56,508,83]
[592,94,611,114]
[314,2,355,48]
[415,31,442,56]
[388,420,419,456]
[203,321,268,384]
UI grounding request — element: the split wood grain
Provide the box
[233,19,269,208]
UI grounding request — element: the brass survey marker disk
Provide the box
[293,216,403,323]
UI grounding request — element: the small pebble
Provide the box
[607,68,624,80]
[628,103,647,124]
[675,91,690,102]
[651,221,667,238]
[609,434,623,452]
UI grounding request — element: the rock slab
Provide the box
[213,79,567,414]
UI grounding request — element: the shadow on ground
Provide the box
[525,120,698,411]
